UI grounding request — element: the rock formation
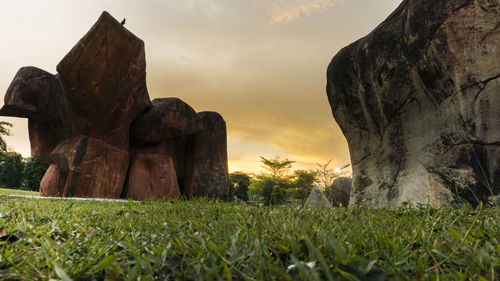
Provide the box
[326,0,499,207]
[305,186,333,209]
[328,177,351,207]
[0,11,229,200]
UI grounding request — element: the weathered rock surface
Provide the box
[182,112,230,198]
[39,164,59,197]
[305,186,333,209]
[326,0,500,206]
[131,98,202,145]
[329,177,351,207]
[125,152,180,200]
[128,104,229,200]
[0,11,229,200]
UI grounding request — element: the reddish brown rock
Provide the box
[0,12,150,198]
[49,136,129,198]
[39,164,60,197]
[125,152,180,200]
[131,98,202,145]
[56,11,151,150]
[28,119,60,161]
[0,11,229,201]
[183,112,229,199]
[0,67,56,120]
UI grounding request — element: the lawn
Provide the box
[0,195,498,280]
[0,188,39,197]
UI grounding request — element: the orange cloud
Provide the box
[259,0,343,25]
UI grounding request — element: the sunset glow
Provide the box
[0,0,402,174]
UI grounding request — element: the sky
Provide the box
[0,0,402,173]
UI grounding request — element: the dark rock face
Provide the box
[131,98,203,145]
[329,177,351,207]
[183,112,230,198]
[127,109,229,199]
[0,11,229,200]
[125,152,180,200]
[326,0,500,206]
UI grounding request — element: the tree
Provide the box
[315,160,350,190]
[229,172,251,201]
[250,156,296,205]
[292,169,316,204]
[23,157,51,191]
[0,122,12,154]
[252,175,290,205]
[260,156,295,177]
[0,152,24,188]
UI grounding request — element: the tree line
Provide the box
[229,156,349,205]
[0,122,50,191]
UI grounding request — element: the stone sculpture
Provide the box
[0,12,229,200]
[304,186,333,209]
[326,0,499,206]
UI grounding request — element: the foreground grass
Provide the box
[0,196,498,280]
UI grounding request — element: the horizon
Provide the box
[0,0,402,174]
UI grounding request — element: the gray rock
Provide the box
[329,177,351,207]
[326,0,500,207]
[305,186,333,209]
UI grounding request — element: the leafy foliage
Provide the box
[315,160,350,190]
[0,152,24,189]
[0,122,12,154]
[252,175,292,205]
[251,156,298,205]
[22,157,51,191]
[229,172,251,201]
[260,156,295,177]
[251,157,323,205]
[0,194,497,280]
[292,169,316,204]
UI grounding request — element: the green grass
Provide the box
[0,188,39,196]
[0,196,498,280]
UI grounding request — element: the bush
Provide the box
[23,157,51,191]
[251,176,291,205]
[229,172,251,201]
[0,152,24,188]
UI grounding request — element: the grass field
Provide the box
[0,188,39,196]
[0,195,498,280]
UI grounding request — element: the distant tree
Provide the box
[252,175,290,205]
[23,157,51,191]
[260,156,295,177]
[0,122,12,154]
[315,160,350,190]
[292,169,316,204]
[0,152,24,188]
[250,156,297,205]
[229,172,251,201]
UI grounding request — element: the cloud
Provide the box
[259,0,343,25]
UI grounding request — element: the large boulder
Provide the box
[182,112,230,198]
[128,103,229,200]
[131,98,203,146]
[326,0,500,207]
[0,11,229,200]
